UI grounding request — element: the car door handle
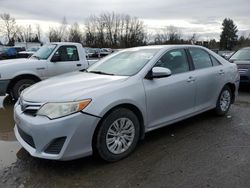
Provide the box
[219,70,225,75]
[187,76,195,83]
[36,67,45,70]
[76,64,82,67]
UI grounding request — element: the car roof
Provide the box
[125,44,207,51]
[50,42,82,46]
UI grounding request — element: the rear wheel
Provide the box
[96,108,140,162]
[215,86,232,116]
[11,79,36,100]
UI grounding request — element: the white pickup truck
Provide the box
[0,42,97,100]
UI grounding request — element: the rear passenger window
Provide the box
[210,55,221,66]
[189,48,213,69]
[155,49,189,75]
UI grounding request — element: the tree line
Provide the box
[0,12,250,50]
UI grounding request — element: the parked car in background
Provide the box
[18,47,40,58]
[0,42,98,100]
[218,50,234,60]
[14,45,239,162]
[221,51,235,60]
[85,48,98,58]
[0,46,26,60]
[229,47,250,85]
[85,48,113,58]
[100,48,112,57]
[0,47,4,60]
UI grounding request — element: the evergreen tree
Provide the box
[220,18,238,50]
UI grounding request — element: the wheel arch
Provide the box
[7,74,41,94]
[92,103,145,153]
[222,82,236,104]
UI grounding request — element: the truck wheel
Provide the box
[11,79,36,100]
[214,86,232,116]
[96,108,140,162]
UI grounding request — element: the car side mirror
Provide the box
[51,54,61,62]
[147,67,172,79]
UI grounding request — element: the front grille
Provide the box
[19,99,42,116]
[24,109,39,116]
[17,126,36,148]
[44,137,66,154]
[238,68,249,74]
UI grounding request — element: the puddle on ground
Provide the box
[0,96,21,170]
[0,141,20,170]
[0,96,16,141]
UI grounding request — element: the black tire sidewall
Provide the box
[12,79,36,100]
[96,108,140,162]
[215,86,232,116]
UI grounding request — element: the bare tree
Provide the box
[36,24,42,42]
[84,12,146,48]
[167,26,182,44]
[16,25,40,42]
[154,26,182,44]
[0,13,18,45]
[23,25,33,42]
[48,27,61,42]
[68,22,83,43]
[154,28,168,44]
[48,17,68,42]
[59,17,68,41]
[189,33,199,44]
[85,15,98,47]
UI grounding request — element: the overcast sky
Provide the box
[1,0,250,41]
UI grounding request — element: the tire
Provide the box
[214,86,232,116]
[96,108,140,162]
[11,79,36,100]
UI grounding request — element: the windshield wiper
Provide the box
[87,70,114,75]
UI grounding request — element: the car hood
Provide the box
[233,60,250,69]
[22,72,128,102]
[0,58,39,65]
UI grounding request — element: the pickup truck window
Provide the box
[52,46,79,62]
[31,44,57,60]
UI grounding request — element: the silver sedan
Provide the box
[14,45,240,162]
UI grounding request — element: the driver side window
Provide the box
[52,46,79,62]
[155,49,189,75]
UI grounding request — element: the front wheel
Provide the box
[96,108,140,162]
[11,79,36,100]
[214,86,232,116]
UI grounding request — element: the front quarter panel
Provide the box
[81,78,147,126]
[0,59,48,80]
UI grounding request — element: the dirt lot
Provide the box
[0,88,250,188]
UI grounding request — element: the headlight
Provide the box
[37,99,91,119]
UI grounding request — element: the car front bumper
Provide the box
[14,102,101,161]
[238,68,250,84]
[0,80,10,96]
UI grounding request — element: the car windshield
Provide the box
[31,44,57,60]
[230,49,250,61]
[87,48,160,76]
